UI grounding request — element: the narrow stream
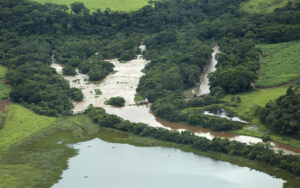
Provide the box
[197,45,220,96]
[52,138,285,188]
[50,45,300,155]
[203,109,249,124]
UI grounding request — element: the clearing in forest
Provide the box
[30,0,151,12]
[256,40,300,88]
[240,0,297,14]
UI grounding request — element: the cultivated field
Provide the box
[256,40,300,87]
[30,0,150,12]
[240,0,297,14]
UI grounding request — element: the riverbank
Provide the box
[50,44,300,154]
[0,104,299,187]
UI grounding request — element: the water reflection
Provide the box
[53,138,285,188]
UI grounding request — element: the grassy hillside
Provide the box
[221,85,300,148]
[222,86,289,118]
[0,104,56,152]
[256,40,300,87]
[30,0,151,12]
[240,0,297,14]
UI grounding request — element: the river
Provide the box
[197,45,220,96]
[50,45,300,155]
[52,138,285,188]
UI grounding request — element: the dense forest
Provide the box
[0,0,299,117]
[1,0,300,183]
[258,85,300,136]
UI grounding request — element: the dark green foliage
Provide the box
[105,97,125,106]
[150,94,240,131]
[209,39,259,94]
[6,62,75,116]
[186,113,242,131]
[262,134,271,142]
[83,61,114,81]
[257,86,300,136]
[151,95,186,122]
[71,2,88,14]
[85,105,300,176]
[187,96,222,107]
[0,0,299,124]
[62,65,76,75]
[209,67,257,94]
[69,88,83,102]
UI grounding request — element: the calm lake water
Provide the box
[53,138,284,188]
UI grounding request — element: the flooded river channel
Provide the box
[50,45,300,155]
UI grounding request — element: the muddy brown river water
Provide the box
[50,45,300,155]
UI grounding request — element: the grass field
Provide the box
[220,85,300,148]
[0,104,56,152]
[222,86,289,118]
[30,0,151,12]
[240,0,297,14]
[256,40,300,87]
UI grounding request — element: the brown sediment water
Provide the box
[156,116,300,155]
[50,45,300,155]
[197,45,220,96]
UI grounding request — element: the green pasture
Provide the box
[30,0,151,12]
[0,104,56,152]
[220,85,300,148]
[240,0,297,14]
[256,40,300,87]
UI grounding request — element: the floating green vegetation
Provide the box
[256,40,300,87]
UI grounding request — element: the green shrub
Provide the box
[62,65,77,76]
[105,97,125,106]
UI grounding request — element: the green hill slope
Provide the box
[30,0,151,12]
[256,40,300,87]
[240,0,297,14]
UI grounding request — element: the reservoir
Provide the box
[53,138,285,188]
